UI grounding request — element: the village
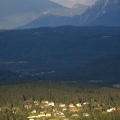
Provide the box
[16,99,118,120]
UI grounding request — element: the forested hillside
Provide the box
[1,81,120,120]
[0,70,41,85]
[0,26,120,73]
[46,54,120,83]
[0,26,120,83]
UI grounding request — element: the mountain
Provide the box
[19,0,120,29]
[60,3,88,17]
[18,3,88,29]
[45,3,88,17]
[17,15,70,29]
[76,0,120,26]
[0,0,66,29]
[0,0,87,29]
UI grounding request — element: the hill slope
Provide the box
[50,54,120,83]
[0,26,120,75]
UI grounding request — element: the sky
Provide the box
[50,0,97,7]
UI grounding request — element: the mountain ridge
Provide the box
[0,0,87,29]
[78,0,120,25]
[19,0,120,29]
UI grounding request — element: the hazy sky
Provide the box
[50,0,97,7]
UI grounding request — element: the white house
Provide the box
[62,108,67,111]
[83,113,89,117]
[41,100,49,104]
[59,104,66,107]
[34,100,39,105]
[38,113,46,117]
[76,103,82,107]
[71,114,78,116]
[48,102,54,106]
[56,112,64,116]
[46,113,51,117]
[107,108,116,112]
[31,109,37,114]
[83,102,89,105]
[24,105,32,109]
[68,104,75,108]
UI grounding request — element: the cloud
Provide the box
[70,0,97,4]
[50,0,97,7]
[51,0,59,2]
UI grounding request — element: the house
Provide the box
[68,104,75,108]
[76,103,82,107]
[12,107,19,114]
[107,108,116,112]
[97,104,100,107]
[56,112,64,116]
[34,100,39,105]
[40,112,45,114]
[27,116,39,119]
[41,106,44,109]
[83,102,89,105]
[117,107,120,111]
[46,113,51,117]
[62,108,67,111]
[31,109,37,114]
[41,100,49,104]
[48,102,54,106]
[53,109,56,112]
[83,113,89,117]
[70,107,78,112]
[63,118,69,120]
[24,105,32,109]
[59,104,66,107]
[12,110,19,114]
[38,113,46,117]
[71,114,78,117]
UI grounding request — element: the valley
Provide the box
[0,0,120,120]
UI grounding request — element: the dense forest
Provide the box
[1,81,120,120]
[44,54,120,84]
[1,53,120,85]
[0,26,120,83]
[0,70,41,85]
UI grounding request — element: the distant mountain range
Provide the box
[0,0,87,29]
[1,0,120,29]
[19,0,120,29]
